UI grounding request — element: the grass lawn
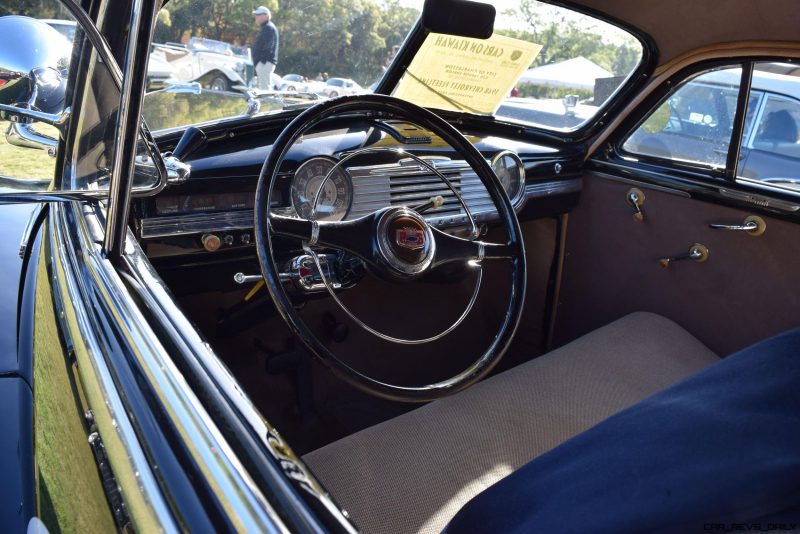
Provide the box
[0,121,58,180]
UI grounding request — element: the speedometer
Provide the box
[290,157,353,221]
[490,151,525,204]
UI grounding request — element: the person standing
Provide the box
[252,6,279,90]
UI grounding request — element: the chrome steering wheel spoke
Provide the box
[269,211,378,265]
[430,227,515,268]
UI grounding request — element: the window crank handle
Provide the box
[658,243,709,268]
[626,188,645,223]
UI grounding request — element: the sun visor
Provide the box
[421,0,495,39]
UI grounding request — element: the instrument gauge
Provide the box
[290,157,352,221]
[490,151,525,204]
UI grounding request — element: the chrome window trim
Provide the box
[741,89,767,150]
[588,43,800,159]
[49,203,177,532]
[52,201,287,532]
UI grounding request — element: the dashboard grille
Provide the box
[346,160,493,223]
[389,174,464,216]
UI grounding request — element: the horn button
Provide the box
[376,208,435,276]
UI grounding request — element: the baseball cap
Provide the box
[252,6,270,15]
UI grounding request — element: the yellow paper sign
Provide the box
[393,33,542,115]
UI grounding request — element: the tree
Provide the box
[151,0,419,85]
[502,0,641,75]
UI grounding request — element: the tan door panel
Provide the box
[554,174,800,355]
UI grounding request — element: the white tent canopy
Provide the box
[518,57,613,90]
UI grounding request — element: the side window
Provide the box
[738,62,800,192]
[622,66,743,169]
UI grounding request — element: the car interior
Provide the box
[136,112,800,530]
[133,69,800,534]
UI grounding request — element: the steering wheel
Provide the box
[254,94,526,402]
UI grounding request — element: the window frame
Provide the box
[374,0,657,144]
[612,57,800,200]
[616,60,748,178]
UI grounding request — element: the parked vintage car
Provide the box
[279,73,325,94]
[1,0,799,532]
[321,77,365,98]
[150,37,256,91]
[624,68,800,190]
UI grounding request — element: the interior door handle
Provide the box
[708,215,766,236]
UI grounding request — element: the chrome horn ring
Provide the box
[254,93,526,402]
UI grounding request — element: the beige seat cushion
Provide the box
[303,312,720,534]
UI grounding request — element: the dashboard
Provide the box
[134,118,583,260]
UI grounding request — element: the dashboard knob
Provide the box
[202,233,222,252]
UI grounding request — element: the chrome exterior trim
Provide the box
[0,104,71,129]
[121,225,352,532]
[49,203,176,532]
[103,0,148,260]
[54,202,287,532]
[5,120,58,155]
[19,204,43,259]
[45,0,167,200]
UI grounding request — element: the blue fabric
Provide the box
[445,328,800,533]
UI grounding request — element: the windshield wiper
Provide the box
[245,89,321,116]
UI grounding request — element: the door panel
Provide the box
[553,174,800,355]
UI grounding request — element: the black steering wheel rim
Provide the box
[254,94,526,402]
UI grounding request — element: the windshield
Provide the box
[145,0,643,132]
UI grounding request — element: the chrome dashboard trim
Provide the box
[140,210,253,238]
[524,177,582,198]
[140,177,582,241]
[491,150,526,206]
